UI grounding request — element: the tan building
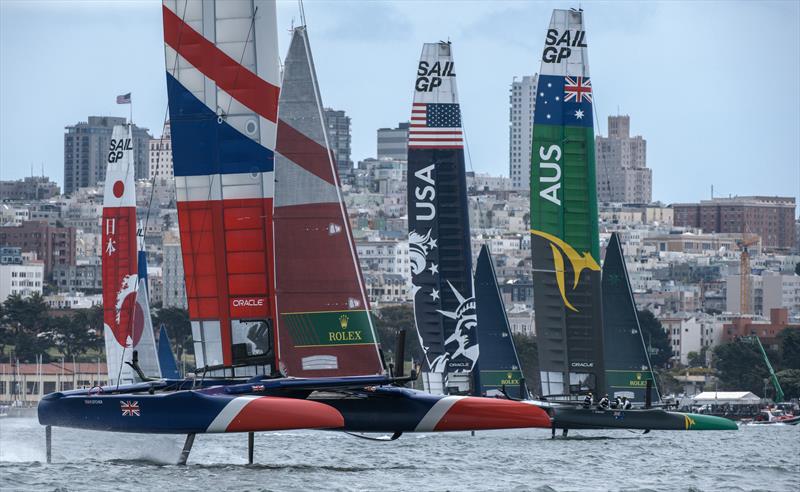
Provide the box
[0,362,107,406]
[673,196,796,252]
[596,115,652,204]
[148,121,173,181]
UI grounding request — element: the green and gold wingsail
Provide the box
[530,9,605,397]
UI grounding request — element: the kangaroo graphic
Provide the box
[531,229,600,312]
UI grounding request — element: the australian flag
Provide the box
[534,74,593,128]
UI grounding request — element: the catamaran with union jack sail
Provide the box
[37,0,551,464]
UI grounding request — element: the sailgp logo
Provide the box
[531,230,599,312]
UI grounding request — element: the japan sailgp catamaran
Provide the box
[38,1,550,464]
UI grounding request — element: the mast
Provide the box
[474,245,525,398]
[407,42,477,394]
[163,0,282,376]
[530,9,605,397]
[602,233,659,403]
[272,26,384,377]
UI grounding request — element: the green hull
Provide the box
[551,406,737,431]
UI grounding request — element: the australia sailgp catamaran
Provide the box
[38,1,550,464]
[522,8,735,432]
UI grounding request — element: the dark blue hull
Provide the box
[38,378,551,434]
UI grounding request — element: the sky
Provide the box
[1,0,798,207]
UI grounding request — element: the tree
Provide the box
[371,304,421,367]
[636,309,672,369]
[153,307,192,367]
[1,293,53,362]
[687,351,703,368]
[47,313,97,360]
[713,341,781,397]
[779,327,800,370]
[512,333,540,395]
[776,369,800,400]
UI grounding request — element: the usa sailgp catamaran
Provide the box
[408,41,479,395]
[38,1,550,464]
[102,124,161,385]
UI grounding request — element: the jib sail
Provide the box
[530,9,605,397]
[602,233,659,403]
[163,0,281,376]
[273,26,384,377]
[407,42,477,394]
[474,246,525,398]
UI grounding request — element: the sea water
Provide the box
[1,417,797,491]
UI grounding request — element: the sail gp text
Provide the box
[107,138,133,163]
[542,29,587,63]
[415,61,455,92]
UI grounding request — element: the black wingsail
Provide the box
[602,233,660,403]
[474,246,526,398]
[407,42,477,395]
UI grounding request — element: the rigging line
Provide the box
[224,6,259,119]
[460,108,484,278]
[301,27,385,370]
[117,0,191,387]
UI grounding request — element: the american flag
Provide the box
[116,92,132,104]
[408,103,463,149]
[120,400,140,416]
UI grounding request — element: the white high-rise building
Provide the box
[509,75,537,191]
[148,122,173,181]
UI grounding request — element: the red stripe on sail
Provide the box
[102,206,138,347]
[162,5,279,123]
[274,202,381,377]
[276,119,337,186]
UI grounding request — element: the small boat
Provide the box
[743,409,800,425]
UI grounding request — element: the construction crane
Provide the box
[741,336,784,403]
[736,234,759,314]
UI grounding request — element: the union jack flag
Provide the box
[564,76,592,103]
[120,400,140,416]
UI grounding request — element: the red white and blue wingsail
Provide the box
[273,27,384,377]
[163,0,281,375]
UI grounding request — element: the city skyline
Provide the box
[1,0,798,207]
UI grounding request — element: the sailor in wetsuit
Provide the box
[583,393,593,409]
[598,394,610,410]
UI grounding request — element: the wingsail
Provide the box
[102,124,140,385]
[407,42,476,394]
[529,9,605,397]
[273,26,384,377]
[602,233,660,403]
[163,0,281,376]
